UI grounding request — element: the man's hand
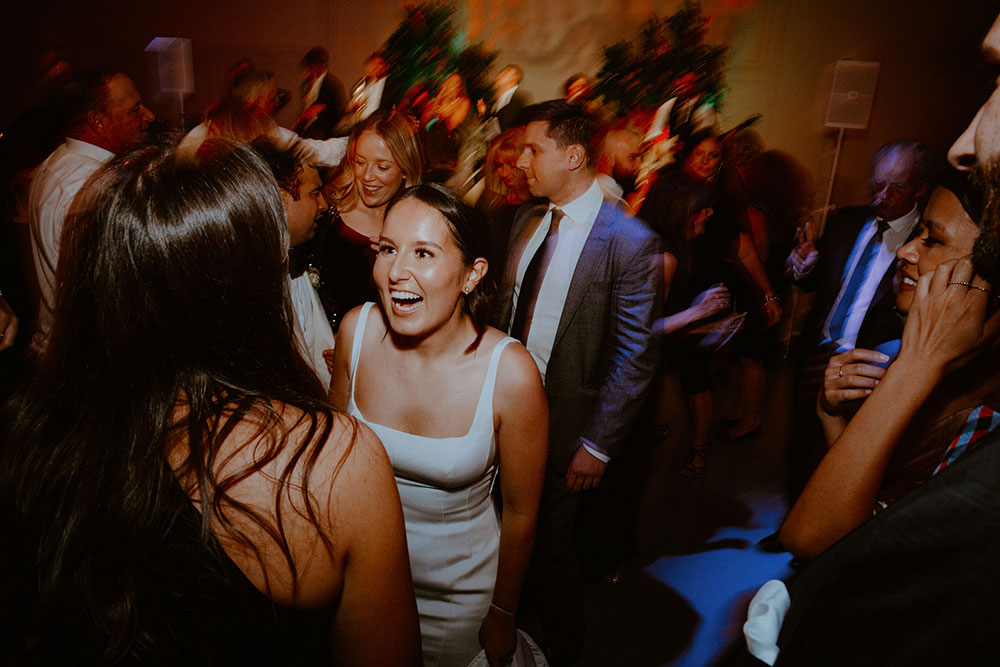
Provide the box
[565,442,608,491]
[0,296,18,352]
[787,222,819,277]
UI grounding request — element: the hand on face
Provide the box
[894,187,980,314]
[899,257,1000,377]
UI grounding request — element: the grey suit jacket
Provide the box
[495,199,663,473]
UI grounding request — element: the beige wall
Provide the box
[5,0,996,209]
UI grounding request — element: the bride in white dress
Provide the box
[330,184,548,667]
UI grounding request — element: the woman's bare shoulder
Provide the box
[490,332,544,404]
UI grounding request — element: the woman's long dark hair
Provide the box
[1,139,350,662]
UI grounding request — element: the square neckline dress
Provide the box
[346,302,515,667]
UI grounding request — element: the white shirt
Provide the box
[360,77,386,120]
[289,273,336,388]
[303,71,326,111]
[177,121,347,169]
[822,206,920,351]
[596,172,625,204]
[28,138,115,352]
[493,85,518,113]
[512,179,610,462]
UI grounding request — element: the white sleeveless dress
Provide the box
[346,303,513,667]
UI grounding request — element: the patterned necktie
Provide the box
[933,404,1000,475]
[826,218,890,343]
[511,208,564,343]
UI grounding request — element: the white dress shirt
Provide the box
[493,85,518,113]
[822,206,919,351]
[28,138,115,352]
[289,273,336,388]
[511,179,610,462]
[360,77,386,120]
[177,121,347,169]
[303,71,326,111]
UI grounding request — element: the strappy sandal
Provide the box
[680,443,709,477]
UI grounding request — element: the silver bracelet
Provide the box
[489,601,515,618]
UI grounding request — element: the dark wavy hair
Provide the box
[0,139,350,662]
[387,183,495,350]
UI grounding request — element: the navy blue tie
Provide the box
[826,219,889,344]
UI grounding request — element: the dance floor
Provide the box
[575,356,798,666]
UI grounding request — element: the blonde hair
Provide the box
[484,128,525,198]
[330,111,424,210]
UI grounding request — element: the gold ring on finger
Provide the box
[971,285,991,293]
[948,281,972,287]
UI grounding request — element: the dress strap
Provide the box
[348,302,376,399]
[473,336,516,429]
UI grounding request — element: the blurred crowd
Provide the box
[2,14,1000,665]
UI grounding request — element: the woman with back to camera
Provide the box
[0,139,421,665]
[330,184,548,667]
[304,109,424,331]
[781,169,1000,559]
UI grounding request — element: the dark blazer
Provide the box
[495,197,662,472]
[297,73,348,139]
[495,87,531,132]
[798,206,906,352]
[773,432,1000,665]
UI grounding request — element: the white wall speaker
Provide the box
[825,60,879,129]
[144,37,194,95]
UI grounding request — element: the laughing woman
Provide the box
[330,184,548,667]
[781,169,1000,559]
[304,110,424,331]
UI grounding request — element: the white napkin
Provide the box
[743,579,791,666]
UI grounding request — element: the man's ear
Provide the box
[566,144,587,172]
[86,110,105,133]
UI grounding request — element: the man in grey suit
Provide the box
[495,101,661,664]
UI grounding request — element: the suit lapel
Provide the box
[552,202,615,350]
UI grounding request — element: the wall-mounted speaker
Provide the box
[145,37,194,95]
[825,60,879,129]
